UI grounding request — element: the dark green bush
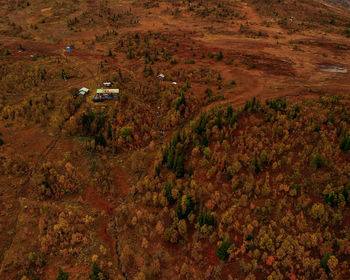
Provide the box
[244,97,260,112]
[217,237,231,261]
[89,262,107,280]
[198,207,215,227]
[175,94,186,113]
[311,154,323,169]
[340,136,350,152]
[252,155,261,173]
[57,266,69,280]
[184,60,195,64]
[321,252,330,273]
[266,98,287,112]
[94,132,106,147]
[216,51,223,61]
[164,183,176,205]
[176,195,194,219]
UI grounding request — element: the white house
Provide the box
[157,73,165,80]
[79,87,90,96]
[103,82,112,87]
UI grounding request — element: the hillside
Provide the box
[323,0,350,7]
[0,0,349,279]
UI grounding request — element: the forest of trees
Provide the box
[113,95,350,279]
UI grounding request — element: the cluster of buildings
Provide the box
[76,74,176,102]
[77,82,120,102]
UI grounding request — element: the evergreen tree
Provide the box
[61,69,66,80]
[95,132,106,148]
[199,207,215,227]
[252,155,261,174]
[166,146,175,170]
[175,154,184,177]
[164,183,176,205]
[321,253,330,273]
[217,237,231,261]
[340,135,350,152]
[217,51,223,61]
[57,267,69,280]
[176,195,194,219]
[89,262,107,280]
[107,123,112,139]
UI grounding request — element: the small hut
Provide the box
[79,87,90,96]
[157,73,165,80]
[103,82,112,87]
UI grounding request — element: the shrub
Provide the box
[194,114,208,136]
[119,127,131,138]
[340,135,350,152]
[311,154,323,169]
[252,155,261,174]
[216,51,223,61]
[244,97,260,112]
[343,183,350,204]
[217,237,231,261]
[246,234,253,241]
[176,195,194,219]
[175,94,186,112]
[327,113,335,124]
[321,252,330,273]
[314,124,321,132]
[184,60,195,64]
[81,112,95,135]
[57,267,69,280]
[290,105,300,119]
[175,154,185,177]
[94,132,106,147]
[226,167,233,180]
[164,183,177,205]
[214,112,223,129]
[345,29,350,37]
[198,207,215,227]
[324,192,336,206]
[89,262,107,280]
[70,88,80,98]
[226,106,237,128]
[170,58,178,65]
[205,88,212,97]
[266,98,287,112]
[260,150,268,165]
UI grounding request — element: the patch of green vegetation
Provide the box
[217,237,231,261]
[89,262,108,280]
[340,135,350,152]
[184,60,195,64]
[57,266,69,280]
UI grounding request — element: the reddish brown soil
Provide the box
[84,186,113,215]
[113,163,131,199]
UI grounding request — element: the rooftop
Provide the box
[96,88,119,94]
